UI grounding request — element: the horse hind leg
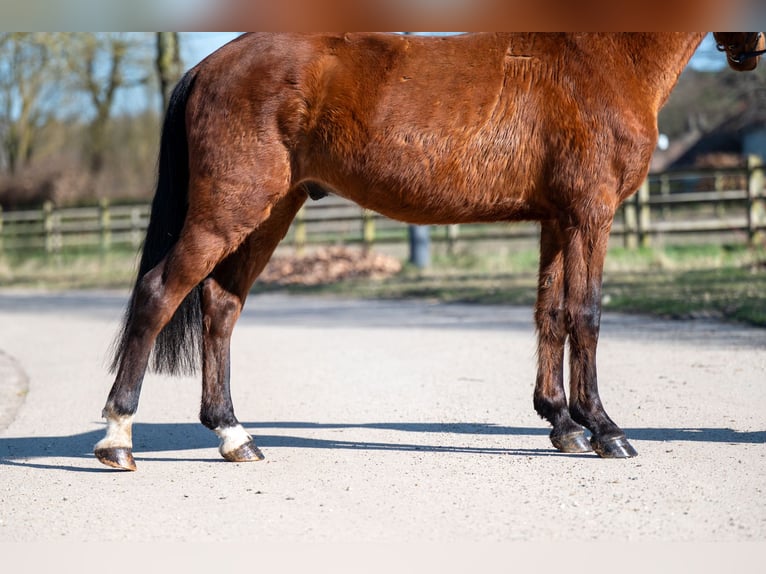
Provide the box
[96,263,184,470]
[533,221,592,454]
[95,226,236,470]
[199,277,264,462]
[199,190,306,463]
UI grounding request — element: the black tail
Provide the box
[110,70,202,376]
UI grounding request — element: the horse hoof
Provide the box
[591,436,638,458]
[95,447,137,471]
[551,431,593,453]
[221,440,265,463]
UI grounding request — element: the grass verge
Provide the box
[0,246,140,290]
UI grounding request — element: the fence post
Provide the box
[130,207,142,248]
[748,155,765,246]
[660,173,670,219]
[637,178,651,248]
[363,209,376,252]
[99,198,112,256]
[43,201,55,255]
[446,224,459,256]
[294,206,306,255]
[0,204,4,256]
[714,172,726,218]
[624,188,638,249]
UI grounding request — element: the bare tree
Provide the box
[67,33,152,174]
[0,33,63,174]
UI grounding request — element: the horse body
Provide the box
[95,32,761,470]
[188,33,700,226]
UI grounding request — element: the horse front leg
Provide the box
[562,219,637,458]
[533,221,592,453]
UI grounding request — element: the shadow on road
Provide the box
[1,421,764,472]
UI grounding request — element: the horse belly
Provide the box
[307,131,543,225]
[360,178,538,226]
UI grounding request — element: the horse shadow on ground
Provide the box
[0,421,764,472]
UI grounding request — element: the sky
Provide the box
[180,32,242,67]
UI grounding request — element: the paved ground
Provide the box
[0,289,764,542]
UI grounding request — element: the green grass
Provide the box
[1,242,764,327]
[600,245,766,325]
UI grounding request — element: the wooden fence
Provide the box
[618,155,765,249]
[1,157,764,256]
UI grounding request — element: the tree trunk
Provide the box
[156,32,182,115]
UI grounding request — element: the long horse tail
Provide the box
[110,70,202,376]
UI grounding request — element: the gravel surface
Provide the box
[0,290,764,542]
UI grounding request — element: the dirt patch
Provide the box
[257,246,402,286]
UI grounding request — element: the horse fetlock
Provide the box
[95,413,134,449]
[567,402,604,431]
[532,390,565,422]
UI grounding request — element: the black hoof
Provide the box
[591,435,638,458]
[95,447,137,471]
[221,440,265,463]
[551,431,593,453]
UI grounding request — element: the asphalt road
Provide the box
[0,290,764,542]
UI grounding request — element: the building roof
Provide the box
[652,100,766,172]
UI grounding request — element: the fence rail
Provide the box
[1,157,764,256]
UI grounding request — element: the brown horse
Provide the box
[95,32,764,470]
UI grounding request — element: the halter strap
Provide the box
[717,32,766,64]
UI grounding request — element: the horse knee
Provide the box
[535,305,566,340]
[564,300,601,341]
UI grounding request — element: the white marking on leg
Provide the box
[214,424,252,456]
[94,414,134,450]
